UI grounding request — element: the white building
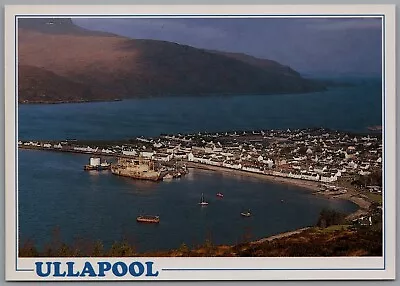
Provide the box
[153,142,163,148]
[263,158,274,168]
[140,151,155,158]
[222,162,242,170]
[359,170,371,176]
[153,153,171,162]
[122,150,136,156]
[242,166,263,174]
[90,157,101,167]
[53,143,62,149]
[320,175,337,183]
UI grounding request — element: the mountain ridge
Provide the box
[18,18,325,104]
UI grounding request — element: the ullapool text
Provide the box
[35,261,159,278]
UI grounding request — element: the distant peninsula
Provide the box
[18,18,326,104]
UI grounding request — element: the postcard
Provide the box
[4,4,396,281]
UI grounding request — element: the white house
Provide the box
[153,142,163,148]
[320,175,337,183]
[222,162,242,170]
[140,151,155,158]
[188,152,195,162]
[53,143,62,149]
[359,170,371,176]
[153,153,171,162]
[173,152,187,159]
[242,166,263,174]
[122,150,136,156]
[263,158,274,168]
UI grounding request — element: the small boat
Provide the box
[241,210,251,217]
[136,215,160,223]
[163,173,174,180]
[216,192,224,198]
[198,193,209,206]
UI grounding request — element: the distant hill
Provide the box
[18,65,116,103]
[208,50,300,77]
[18,18,325,104]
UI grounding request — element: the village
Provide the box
[19,127,383,192]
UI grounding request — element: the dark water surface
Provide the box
[18,80,382,141]
[19,149,358,252]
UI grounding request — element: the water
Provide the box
[18,79,380,252]
[18,80,382,141]
[19,149,358,252]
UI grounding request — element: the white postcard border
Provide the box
[4,4,396,281]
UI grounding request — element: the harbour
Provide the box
[18,148,359,253]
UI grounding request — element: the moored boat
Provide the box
[136,215,160,223]
[198,193,209,206]
[241,210,251,217]
[163,173,174,180]
[216,192,224,198]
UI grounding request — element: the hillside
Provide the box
[19,225,382,257]
[18,65,117,103]
[18,18,325,104]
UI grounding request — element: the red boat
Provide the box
[216,192,224,198]
[136,215,160,224]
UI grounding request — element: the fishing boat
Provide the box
[216,192,224,198]
[198,193,209,206]
[241,210,251,217]
[136,215,160,224]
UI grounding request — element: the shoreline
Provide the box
[19,147,374,248]
[186,162,371,220]
[186,162,321,191]
[19,146,372,219]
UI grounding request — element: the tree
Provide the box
[316,209,347,228]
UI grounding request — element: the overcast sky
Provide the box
[73,17,382,76]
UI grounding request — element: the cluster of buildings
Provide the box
[18,128,382,187]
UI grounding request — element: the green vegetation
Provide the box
[365,192,383,204]
[316,209,347,228]
[19,221,381,257]
[351,171,382,188]
[314,224,351,234]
